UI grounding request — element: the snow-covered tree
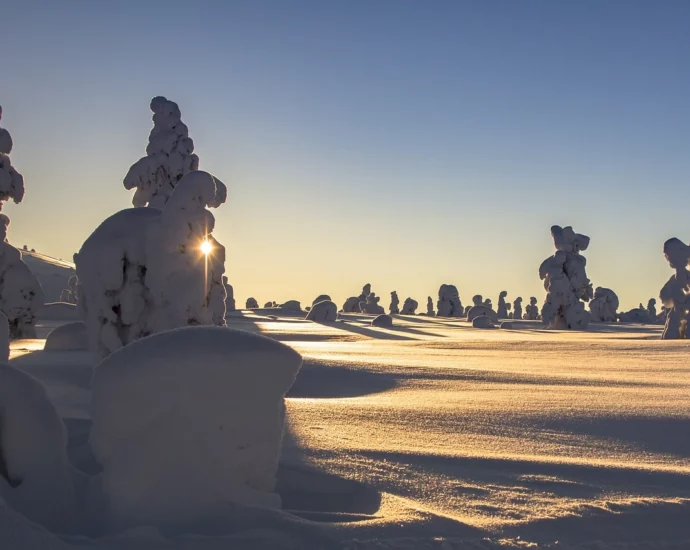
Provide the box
[513,297,523,320]
[539,225,593,330]
[223,276,236,312]
[401,297,418,315]
[342,284,371,313]
[0,215,45,338]
[245,297,258,309]
[75,171,227,357]
[647,298,657,321]
[589,287,619,323]
[497,291,509,318]
[437,284,463,317]
[525,297,539,320]
[659,238,690,339]
[389,291,400,314]
[123,97,213,208]
[360,292,385,314]
[0,106,25,211]
[426,296,434,316]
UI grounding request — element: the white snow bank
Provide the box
[400,298,418,315]
[0,364,76,532]
[539,225,593,330]
[0,106,24,210]
[436,285,463,317]
[89,326,302,530]
[305,300,337,322]
[589,287,619,323]
[44,322,87,351]
[371,314,393,328]
[0,216,45,338]
[75,171,227,357]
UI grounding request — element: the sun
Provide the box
[200,239,213,256]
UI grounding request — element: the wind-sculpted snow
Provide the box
[75,171,226,357]
[539,225,593,330]
[90,326,302,530]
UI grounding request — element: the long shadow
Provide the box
[287,359,399,398]
[331,321,415,341]
[538,415,690,458]
[388,325,449,338]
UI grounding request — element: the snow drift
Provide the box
[75,171,227,357]
[89,326,302,530]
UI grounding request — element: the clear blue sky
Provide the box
[2,0,688,310]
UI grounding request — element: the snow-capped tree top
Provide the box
[0,106,13,154]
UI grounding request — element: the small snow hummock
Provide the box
[123,97,225,209]
[539,225,593,330]
[525,297,539,320]
[359,292,385,314]
[0,364,76,532]
[280,300,301,311]
[312,294,331,306]
[467,305,499,324]
[0,215,45,338]
[512,297,523,320]
[389,291,400,314]
[0,106,25,211]
[75,171,227,357]
[223,276,236,312]
[0,311,8,362]
[659,238,690,339]
[400,297,418,315]
[589,287,620,323]
[245,297,258,309]
[436,284,463,317]
[43,322,87,352]
[89,326,302,530]
[426,296,434,316]
[371,314,393,327]
[497,291,509,319]
[305,300,337,322]
[472,315,493,329]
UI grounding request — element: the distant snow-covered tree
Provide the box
[0,106,25,211]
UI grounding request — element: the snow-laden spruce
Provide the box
[647,298,657,321]
[75,171,226,357]
[512,297,523,320]
[426,296,434,316]
[89,326,302,530]
[389,291,400,314]
[0,364,77,532]
[525,297,539,320]
[659,237,690,339]
[223,277,236,312]
[0,106,25,211]
[436,284,463,317]
[539,225,593,330]
[305,300,337,322]
[401,297,418,315]
[497,291,509,319]
[0,215,45,338]
[359,292,385,314]
[123,97,223,208]
[589,287,619,323]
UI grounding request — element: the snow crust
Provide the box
[89,326,302,530]
[75,171,227,357]
[472,315,493,329]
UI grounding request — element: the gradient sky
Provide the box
[2,0,689,310]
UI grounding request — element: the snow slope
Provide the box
[20,250,75,304]
[5,313,690,549]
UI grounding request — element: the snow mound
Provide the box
[371,314,393,328]
[467,305,499,324]
[280,300,301,311]
[89,326,303,530]
[472,315,493,329]
[305,300,337,322]
[497,291,509,319]
[0,364,76,532]
[40,302,80,321]
[44,322,87,351]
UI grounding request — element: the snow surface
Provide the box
[90,326,302,531]
[44,322,87,351]
[4,313,690,549]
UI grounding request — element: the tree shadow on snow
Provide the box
[287,359,399,398]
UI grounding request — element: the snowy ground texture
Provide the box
[4,311,690,549]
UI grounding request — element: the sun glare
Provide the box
[200,239,213,256]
